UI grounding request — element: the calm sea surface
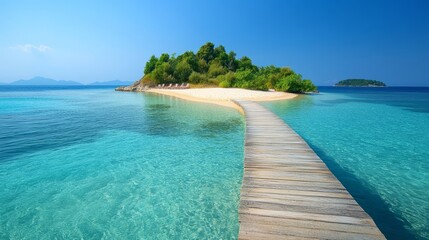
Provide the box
[0,86,244,239]
[263,87,429,240]
[1,86,428,239]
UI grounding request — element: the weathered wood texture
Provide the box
[233,100,385,240]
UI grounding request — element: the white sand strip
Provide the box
[146,88,297,113]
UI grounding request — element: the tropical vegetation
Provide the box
[140,42,317,93]
[335,79,386,87]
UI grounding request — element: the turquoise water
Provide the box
[0,86,244,239]
[263,87,429,240]
[2,86,428,240]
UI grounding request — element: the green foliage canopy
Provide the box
[335,79,386,87]
[142,42,317,93]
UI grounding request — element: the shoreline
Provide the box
[145,88,298,113]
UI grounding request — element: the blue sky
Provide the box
[0,0,428,86]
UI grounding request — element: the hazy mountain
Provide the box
[9,77,82,85]
[89,80,133,86]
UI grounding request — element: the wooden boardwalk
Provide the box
[233,100,385,240]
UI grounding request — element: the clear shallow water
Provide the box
[0,86,244,239]
[263,87,429,240]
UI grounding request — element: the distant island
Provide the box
[9,76,82,86]
[3,77,131,86]
[335,79,386,87]
[119,42,317,93]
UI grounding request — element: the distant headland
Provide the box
[117,42,317,93]
[8,76,82,86]
[335,79,386,87]
[2,77,132,86]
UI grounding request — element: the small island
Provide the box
[335,79,386,87]
[118,42,317,93]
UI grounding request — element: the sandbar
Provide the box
[146,88,297,113]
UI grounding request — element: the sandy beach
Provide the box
[146,88,298,112]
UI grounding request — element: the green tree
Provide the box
[226,51,239,71]
[275,73,303,92]
[158,53,170,63]
[233,69,255,88]
[197,58,208,73]
[302,79,317,92]
[218,72,235,88]
[144,55,158,74]
[177,51,198,71]
[174,60,193,82]
[238,56,257,72]
[208,61,227,78]
[152,62,173,83]
[214,45,226,58]
[288,74,304,93]
[275,73,307,93]
[196,42,215,63]
[214,45,229,67]
[188,71,208,84]
[259,65,281,89]
[139,42,317,93]
[253,74,269,91]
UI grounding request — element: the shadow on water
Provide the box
[0,103,150,163]
[0,90,245,163]
[143,94,245,138]
[310,145,418,240]
[0,90,156,163]
[146,103,171,111]
[194,118,243,138]
[143,103,184,137]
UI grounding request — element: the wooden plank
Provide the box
[240,192,358,205]
[239,214,383,235]
[239,231,319,240]
[239,197,362,213]
[239,200,367,218]
[239,222,384,240]
[233,100,385,239]
[241,182,348,194]
[239,208,375,226]
[241,187,354,199]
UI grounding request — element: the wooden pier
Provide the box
[233,100,385,240]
